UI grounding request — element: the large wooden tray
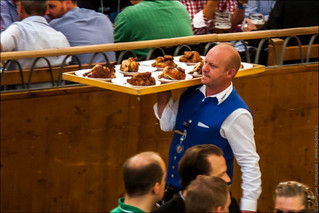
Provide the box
[62,63,265,96]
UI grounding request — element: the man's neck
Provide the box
[205,82,231,97]
[124,195,153,212]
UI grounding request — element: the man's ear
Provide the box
[65,0,74,10]
[152,182,160,195]
[17,1,23,13]
[227,68,237,79]
[215,205,223,212]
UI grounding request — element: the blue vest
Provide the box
[166,86,251,189]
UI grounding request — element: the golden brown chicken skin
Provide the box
[158,66,186,80]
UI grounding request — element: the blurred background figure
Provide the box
[274,181,315,213]
[185,176,230,213]
[1,0,70,70]
[111,152,166,213]
[114,0,193,60]
[179,0,247,35]
[244,0,276,21]
[46,0,116,64]
[1,0,19,31]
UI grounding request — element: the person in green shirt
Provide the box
[111,152,166,213]
[114,0,193,59]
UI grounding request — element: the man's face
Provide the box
[46,1,67,19]
[206,155,231,184]
[201,46,231,90]
[275,196,305,213]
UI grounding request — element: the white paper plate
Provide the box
[174,55,205,66]
[152,71,193,83]
[112,76,160,87]
[115,65,157,76]
[75,69,123,81]
[240,62,254,70]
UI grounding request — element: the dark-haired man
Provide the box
[152,144,240,213]
[46,0,115,64]
[111,152,166,213]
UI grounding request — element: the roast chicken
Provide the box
[158,66,186,80]
[84,63,115,78]
[152,55,177,68]
[188,61,204,75]
[179,51,203,63]
[120,57,140,72]
[127,72,156,86]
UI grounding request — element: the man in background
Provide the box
[114,0,193,59]
[0,0,70,70]
[153,144,240,213]
[185,176,231,213]
[1,0,19,31]
[46,0,116,64]
[111,152,166,213]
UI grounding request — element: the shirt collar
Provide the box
[198,83,233,105]
[9,0,17,6]
[118,198,145,213]
[22,16,49,25]
[179,191,185,201]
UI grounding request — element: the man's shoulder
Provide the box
[110,206,120,213]
[50,8,111,29]
[152,196,185,213]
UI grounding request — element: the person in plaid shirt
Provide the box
[180,0,247,35]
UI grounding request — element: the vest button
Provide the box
[172,166,175,169]
[174,156,177,160]
[171,174,174,178]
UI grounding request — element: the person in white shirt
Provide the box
[154,44,261,212]
[0,0,71,70]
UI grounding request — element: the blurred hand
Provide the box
[243,19,257,32]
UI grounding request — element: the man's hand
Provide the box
[243,19,257,32]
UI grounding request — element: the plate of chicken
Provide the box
[152,66,192,83]
[175,51,204,66]
[75,63,123,81]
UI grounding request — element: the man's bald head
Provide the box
[211,43,241,74]
[123,152,165,197]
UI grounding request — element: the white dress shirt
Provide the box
[1,16,71,69]
[154,83,262,211]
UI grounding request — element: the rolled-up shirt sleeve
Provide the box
[221,108,262,211]
[153,97,179,132]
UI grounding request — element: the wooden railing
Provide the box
[1,26,317,60]
[1,26,318,89]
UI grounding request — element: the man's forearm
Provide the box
[203,0,219,20]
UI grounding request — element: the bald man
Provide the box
[111,152,166,213]
[154,44,262,212]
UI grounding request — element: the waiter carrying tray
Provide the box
[153,44,262,212]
